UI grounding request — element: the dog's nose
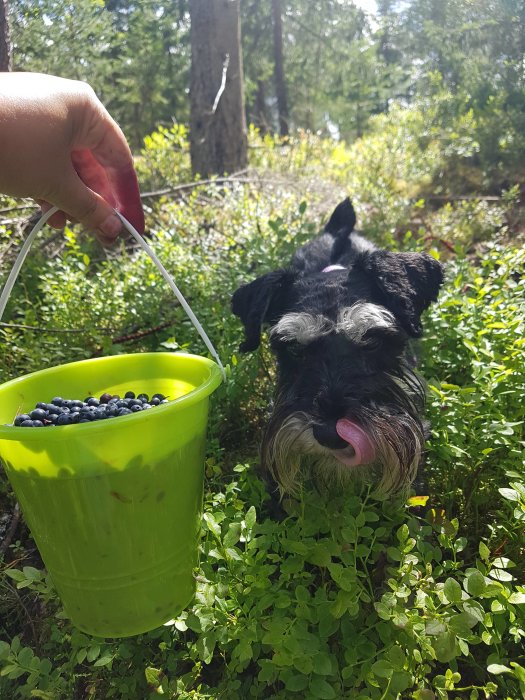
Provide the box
[312,422,349,450]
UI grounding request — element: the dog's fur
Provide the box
[232,199,444,497]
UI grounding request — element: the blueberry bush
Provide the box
[0,117,524,699]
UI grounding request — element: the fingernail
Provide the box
[99,214,122,239]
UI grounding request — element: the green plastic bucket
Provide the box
[0,352,222,637]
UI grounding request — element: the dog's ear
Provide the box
[232,270,294,352]
[355,250,444,337]
[325,198,357,235]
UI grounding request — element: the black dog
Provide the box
[232,199,444,496]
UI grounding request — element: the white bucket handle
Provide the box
[0,206,226,380]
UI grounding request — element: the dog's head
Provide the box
[232,203,444,496]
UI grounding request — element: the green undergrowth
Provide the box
[0,122,524,698]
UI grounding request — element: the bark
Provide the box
[0,0,12,72]
[252,79,270,135]
[271,0,289,136]
[189,0,248,177]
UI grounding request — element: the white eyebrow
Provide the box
[270,312,333,344]
[337,303,396,343]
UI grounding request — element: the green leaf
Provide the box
[487,664,511,675]
[245,506,256,530]
[285,673,309,692]
[310,677,337,699]
[508,592,525,605]
[314,653,333,676]
[371,660,394,679]
[462,600,484,623]
[510,663,525,683]
[426,619,447,636]
[478,541,490,561]
[466,570,486,596]
[488,568,514,582]
[203,512,221,538]
[145,667,163,686]
[17,647,33,667]
[432,631,457,663]
[498,488,520,502]
[86,645,100,662]
[223,522,242,547]
[449,612,478,638]
[21,566,42,581]
[93,655,113,667]
[444,577,463,603]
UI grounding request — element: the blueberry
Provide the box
[31,420,44,428]
[137,393,149,403]
[20,419,34,427]
[150,397,161,406]
[152,393,165,402]
[118,408,132,416]
[57,414,73,425]
[70,400,84,409]
[99,393,113,404]
[30,408,47,421]
[124,391,135,399]
[86,397,100,407]
[142,403,152,409]
[130,404,143,412]
[35,402,48,410]
[46,403,60,414]
[116,399,129,408]
[160,399,169,404]
[93,408,107,420]
[52,397,64,406]
[14,414,31,426]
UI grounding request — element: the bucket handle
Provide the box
[0,206,226,380]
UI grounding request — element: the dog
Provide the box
[232,198,444,497]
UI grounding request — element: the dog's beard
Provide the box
[261,371,426,498]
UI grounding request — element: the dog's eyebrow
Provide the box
[337,303,396,343]
[270,312,333,344]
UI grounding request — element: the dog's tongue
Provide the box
[335,419,376,467]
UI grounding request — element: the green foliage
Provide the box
[1,110,524,699]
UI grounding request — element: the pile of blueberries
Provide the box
[13,391,169,427]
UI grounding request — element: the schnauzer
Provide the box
[232,198,444,496]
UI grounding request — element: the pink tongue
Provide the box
[335,419,376,467]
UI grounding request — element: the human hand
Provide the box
[0,73,144,244]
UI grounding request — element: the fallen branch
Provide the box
[0,321,113,334]
[111,320,174,345]
[425,195,502,202]
[140,169,250,199]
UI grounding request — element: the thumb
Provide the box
[53,168,123,244]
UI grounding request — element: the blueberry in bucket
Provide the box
[12,391,169,427]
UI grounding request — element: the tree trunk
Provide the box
[271,0,289,136]
[189,0,248,177]
[0,0,12,71]
[252,79,270,135]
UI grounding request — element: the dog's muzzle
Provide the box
[262,408,424,496]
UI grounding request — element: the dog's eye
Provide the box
[363,337,382,351]
[286,342,304,358]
